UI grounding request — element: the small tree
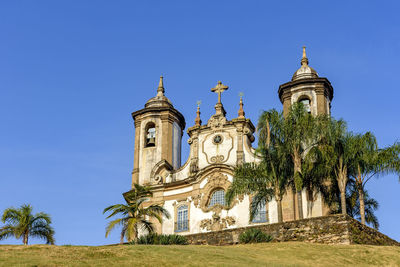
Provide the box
[0,204,55,245]
[103,183,170,244]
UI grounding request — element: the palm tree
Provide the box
[301,144,333,217]
[346,179,379,229]
[283,103,327,219]
[103,183,171,244]
[0,204,55,245]
[351,132,400,224]
[226,109,291,223]
[323,119,363,215]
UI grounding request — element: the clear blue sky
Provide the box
[1,1,399,245]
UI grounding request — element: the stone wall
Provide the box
[348,218,399,246]
[184,214,399,246]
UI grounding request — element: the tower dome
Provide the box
[291,46,318,81]
[145,76,173,108]
[278,47,333,116]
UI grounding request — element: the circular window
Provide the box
[213,135,223,144]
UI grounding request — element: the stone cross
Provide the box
[211,81,229,104]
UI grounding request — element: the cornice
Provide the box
[278,77,334,103]
[132,106,186,130]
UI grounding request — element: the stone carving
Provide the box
[200,213,236,231]
[210,155,224,163]
[207,172,228,188]
[192,194,202,208]
[154,175,163,184]
[207,114,227,130]
[190,158,199,174]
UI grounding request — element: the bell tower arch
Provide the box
[131,76,185,186]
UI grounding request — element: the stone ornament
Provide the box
[200,213,236,231]
[201,131,234,165]
[207,114,227,130]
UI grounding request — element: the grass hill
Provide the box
[0,242,399,266]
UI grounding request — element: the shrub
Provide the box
[158,234,187,245]
[135,233,158,245]
[239,228,273,244]
[134,233,187,245]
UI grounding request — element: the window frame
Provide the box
[174,203,189,233]
[144,122,156,147]
[207,188,226,208]
[298,97,311,114]
[250,199,269,224]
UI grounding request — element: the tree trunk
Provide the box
[23,232,28,245]
[120,232,124,245]
[277,198,283,223]
[359,187,366,225]
[337,161,348,215]
[340,191,347,215]
[296,191,304,219]
[293,149,303,220]
[293,148,304,220]
[306,188,314,218]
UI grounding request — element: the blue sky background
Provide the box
[1,1,399,245]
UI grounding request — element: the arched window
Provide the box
[208,189,225,207]
[251,199,268,223]
[145,123,156,147]
[299,98,311,114]
[175,205,189,232]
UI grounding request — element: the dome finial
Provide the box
[157,75,165,96]
[301,46,309,66]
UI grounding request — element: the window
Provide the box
[299,98,311,113]
[251,200,268,223]
[175,205,189,232]
[145,123,156,147]
[208,189,225,207]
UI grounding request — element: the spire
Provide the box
[157,75,165,97]
[195,101,202,126]
[301,46,309,66]
[238,92,245,118]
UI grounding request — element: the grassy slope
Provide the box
[0,242,399,267]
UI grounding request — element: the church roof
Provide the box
[291,47,319,81]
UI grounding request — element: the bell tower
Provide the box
[131,76,186,186]
[278,47,334,116]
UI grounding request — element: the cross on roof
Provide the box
[211,81,229,104]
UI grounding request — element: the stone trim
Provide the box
[196,172,234,213]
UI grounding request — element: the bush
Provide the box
[135,233,158,245]
[134,233,187,245]
[239,228,273,244]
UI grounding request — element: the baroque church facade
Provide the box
[123,48,334,235]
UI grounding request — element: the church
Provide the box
[123,47,334,235]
